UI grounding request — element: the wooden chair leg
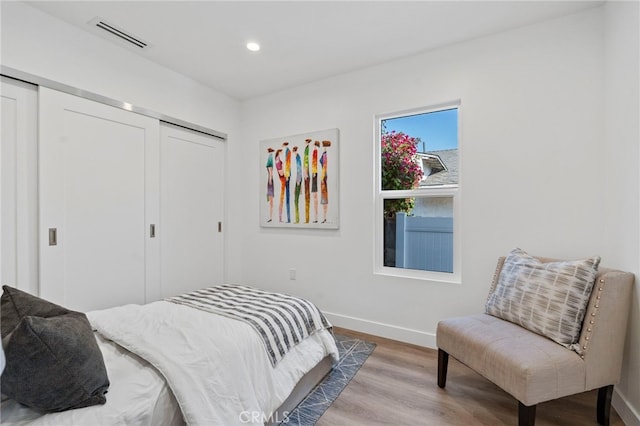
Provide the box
[437,349,449,388]
[518,401,536,426]
[597,385,614,426]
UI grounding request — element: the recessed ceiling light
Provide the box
[246,42,260,52]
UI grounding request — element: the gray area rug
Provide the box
[283,333,376,425]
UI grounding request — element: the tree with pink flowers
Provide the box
[381,130,424,218]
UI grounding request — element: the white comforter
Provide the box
[1,334,183,426]
[1,300,338,426]
[89,300,338,426]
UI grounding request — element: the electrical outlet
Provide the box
[289,269,296,280]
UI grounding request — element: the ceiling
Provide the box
[27,1,602,101]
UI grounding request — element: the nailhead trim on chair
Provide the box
[579,278,605,359]
[487,257,506,297]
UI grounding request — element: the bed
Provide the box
[0,284,339,426]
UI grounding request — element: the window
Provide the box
[375,104,460,281]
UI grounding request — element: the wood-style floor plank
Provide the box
[318,327,624,426]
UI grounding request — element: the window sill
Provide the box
[375,266,461,285]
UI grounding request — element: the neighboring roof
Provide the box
[419,149,458,186]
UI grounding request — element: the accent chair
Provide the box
[436,253,634,426]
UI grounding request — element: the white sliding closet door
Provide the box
[39,88,160,311]
[160,123,224,297]
[1,77,38,295]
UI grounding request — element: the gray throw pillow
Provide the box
[1,285,69,336]
[485,248,600,353]
[1,286,110,412]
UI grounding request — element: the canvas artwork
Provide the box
[260,128,339,229]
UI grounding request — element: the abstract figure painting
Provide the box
[260,128,339,229]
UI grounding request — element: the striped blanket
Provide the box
[166,284,332,366]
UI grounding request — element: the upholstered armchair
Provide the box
[436,251,634,426]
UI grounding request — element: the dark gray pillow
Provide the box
[1,285,69,336]
[1,285,110,412]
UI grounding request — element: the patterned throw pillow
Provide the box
[485,248,600,353]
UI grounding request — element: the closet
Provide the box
[1,78,225,312]
[39,87,160,310]
[160,124,224,297]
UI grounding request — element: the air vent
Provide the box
[89,17,149,49]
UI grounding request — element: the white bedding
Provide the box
[1,334,183,426]
[1,300,338,426]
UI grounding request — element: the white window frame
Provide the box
[374,101,461,283]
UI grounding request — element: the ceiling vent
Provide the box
[89,17,150,49]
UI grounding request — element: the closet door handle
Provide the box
[48,228,57,246]
[150,224,156,238]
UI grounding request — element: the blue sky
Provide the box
[383,108,458,152]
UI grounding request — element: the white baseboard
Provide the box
[613,388,640,426]
[323,311,437,349]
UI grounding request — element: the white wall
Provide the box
[604,2,640,424]
[1,2,239,136]
[234,5,640,419]
[235,7,605,342]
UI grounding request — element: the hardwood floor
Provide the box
[318,327,624,426]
